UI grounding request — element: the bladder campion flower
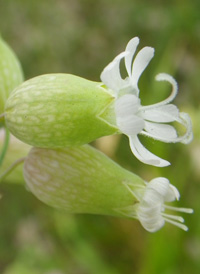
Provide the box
[4,37,192,168]
[0,36,23,115]
[23,145,193,232]
[101,37,193,167]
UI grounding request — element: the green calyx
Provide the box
[5,74,118,147]
[0,36,24,116]
[24,145,145,218]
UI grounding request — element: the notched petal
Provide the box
[125,37,140,77]
[100,52,128,92]
[131,47,155,88]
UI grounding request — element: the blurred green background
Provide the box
[0,0,200,273]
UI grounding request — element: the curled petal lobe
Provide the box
[128,135,170,167]
[141,113,193,144]
[154,73,178,106]
[178,112,193,144]
[141,73,178,111]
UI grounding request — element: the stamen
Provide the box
[164,204,194,214]
[162,213,184,223]
[164,217,188,231]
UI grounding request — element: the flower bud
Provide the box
[23,145,193,232]
[0,36,24,115]
[5,74,117,147]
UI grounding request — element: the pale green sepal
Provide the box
[5,74,118,147]
[23,144,145,217]
[113,204,138,219]
[0,36,24,115]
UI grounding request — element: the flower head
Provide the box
[101,37,193,167]
[122,177,193,232]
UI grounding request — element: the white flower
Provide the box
[122,177,193,232]
[100,37,193,167]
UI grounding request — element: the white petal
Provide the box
[140,218,165,232]
[100,52,128,93]
[115,94,144,135]
[143,121,177,140]
[142,188,162,205]
[165,184,180,202]
[141,104,179,122]
[137,203,165,232]
[115,94,141,117]
[143,218,165,233]
[148,177,170,198]
[138,207,162,224]
[117,114,144,135]
[129,135,170,167]
[148,177,180,202]
[125,37,140,77]
[130,47,155,90]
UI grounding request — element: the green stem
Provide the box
[0,157,26,183]
[0,127,10,167]
[0,113,5,119]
